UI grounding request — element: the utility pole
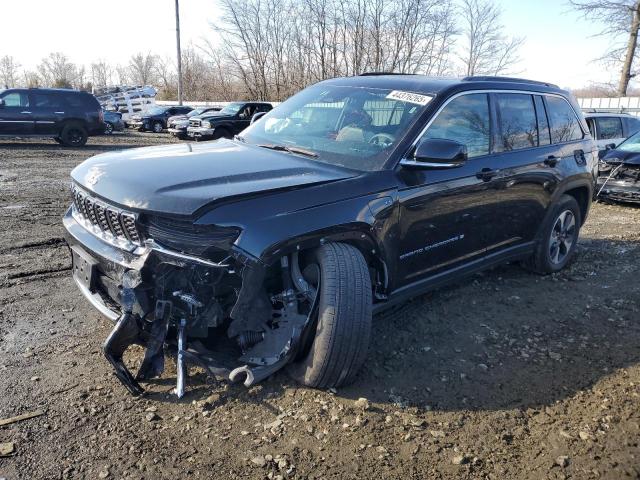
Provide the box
[175,0,183,105]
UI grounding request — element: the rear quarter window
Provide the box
[545,96,584,143]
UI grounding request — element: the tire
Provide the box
[287,242,372,389]
[53,137,63,144]
[524,194,582,274]
[59,123,88,147]
[152,121,163,133]
[212,128,231,140]
[104,122,114,135]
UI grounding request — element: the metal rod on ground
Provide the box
[175,0,183,106]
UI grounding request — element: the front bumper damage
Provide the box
[597,163,640,204]
[63,207,317,397]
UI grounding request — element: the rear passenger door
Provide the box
[31,91,66,135]
[487,93,557,249]
[594,116,625,150]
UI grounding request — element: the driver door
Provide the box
[0,91,34,135]
[235,104,255,134]
[396,93,504,287]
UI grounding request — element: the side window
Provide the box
[595,117,623,140]
[496,93,538,151]
[32,93,65,109]
[545,96,583,143]
[534,95,551,145]
[1,91,29,107]
[62,93,85,109]
[423,93,490,158]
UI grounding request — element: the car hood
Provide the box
[603,149,640,166]
[167,114,188,123]
[202,113,235,122]
[71,140,357,215]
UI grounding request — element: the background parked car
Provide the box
[583,112,640,154]
[186,101,272,140]
[597,130,640,204]
[102,110,125,134]
[167,106,221,139]
[129,105,193,133]
[0,87,104,146]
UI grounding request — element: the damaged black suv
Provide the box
[63,75,597,397]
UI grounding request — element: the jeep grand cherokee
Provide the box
[62,75,597,397]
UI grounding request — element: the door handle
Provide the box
[544,155,559,167]
[20,111,32,114]
[476,167,498,181]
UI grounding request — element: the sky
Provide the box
[0,0,621,91]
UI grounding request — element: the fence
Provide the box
[578,97,640,116]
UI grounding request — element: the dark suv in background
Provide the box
[128,105,193,133]
[0,88,104,146]
[63,75,597,397]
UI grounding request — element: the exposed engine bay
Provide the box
[597,160,640,204]
[99,250,318,398]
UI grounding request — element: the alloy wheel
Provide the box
[548,209,576,265]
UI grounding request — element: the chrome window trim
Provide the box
[404,89,586,161]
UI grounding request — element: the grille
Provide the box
[72,185,142,246]
[189,119,201,127]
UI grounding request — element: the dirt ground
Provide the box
[0,132,639,480]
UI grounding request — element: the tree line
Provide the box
[0,0,522,101]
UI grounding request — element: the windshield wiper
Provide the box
[257,143,318,158]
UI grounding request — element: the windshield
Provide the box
[188,108,208,118]
[220,103,244,115]
[241,85,431,171]
[617,130,640,152]
[146,107,167,116]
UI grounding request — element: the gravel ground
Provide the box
[0,132,639,480]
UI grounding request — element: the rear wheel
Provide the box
[287,242,372,389]
[152,121,163,133]
[104,122,114,135]
[59,123,88,147]
[525,194,581,274]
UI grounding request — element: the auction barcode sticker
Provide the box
[386,90,433,106]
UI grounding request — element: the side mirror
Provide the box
[605,143,616,150]
[251,111,267,124]
[400,138,467,169]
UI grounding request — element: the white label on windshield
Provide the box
[386,90,432,106]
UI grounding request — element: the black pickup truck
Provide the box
[129,105,193,133]
[186,101,272,140]
[63,75,596,398]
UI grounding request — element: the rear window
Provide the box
[33,92,66,109]
[595,117,623,140]
[545,96,583,143]
[61,92,98,110]
[496,93,538,151]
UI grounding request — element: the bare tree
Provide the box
[459,0,524,76]
[90,60,114,88]
[37,52,79,88]
[571,1,640,96]
[128,52,158,85]
[0,55,21,88]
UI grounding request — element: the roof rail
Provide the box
[462,76,558,88]
[358,71,417,76]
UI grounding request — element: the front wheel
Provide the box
[104,122,114,135]
[525,194,582,274]
[152,121,163,133]
[287,243,372,389]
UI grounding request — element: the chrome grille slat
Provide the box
[71,185,142,246]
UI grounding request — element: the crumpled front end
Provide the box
[62,184,317,397]
[597,161,640,204]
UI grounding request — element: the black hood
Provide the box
[602,149,640,165]
[201,112,235,122]
[71,140,357,216]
